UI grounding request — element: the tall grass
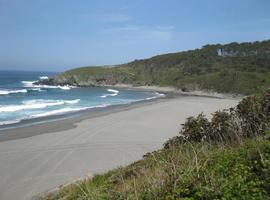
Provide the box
[42,136,270,200]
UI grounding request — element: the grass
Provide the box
[42,136,270,200]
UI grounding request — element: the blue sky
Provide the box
[0,0,270,72]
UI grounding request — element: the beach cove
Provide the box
[0,94,238,199]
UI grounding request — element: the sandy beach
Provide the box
[0,95,238,200]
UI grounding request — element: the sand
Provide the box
[0,96,238,200]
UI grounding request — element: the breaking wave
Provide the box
[0,89,27,95]
[100,89,119,98]
[21,81,75,90]
[145,92,165,100]
[0,120,21,126]
[0,99,80,113]
[31,104,109,118]
[39,76,49,80]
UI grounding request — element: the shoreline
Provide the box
[0,86,241,141]
[0,93,239,200]
[100,84,244,99]
[0,96,167,141]
[0,86,168,132]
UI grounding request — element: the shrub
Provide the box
[209,110,240,143]
[236,95,264,137]
[174,139,270,200]
[179,113,210,142]
[165,89,270,147]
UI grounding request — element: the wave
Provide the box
[0,120,21,126]
[21,80,75,90]
[144,92,165,100]
[100,89,119,98]
[0,88,46,96]
[107,89,119,93]
[155,92,165,97]
[39,76,49,80]
[0,89,28,95]
[31,107,86,118]
[0,87,48,95]
[31,104,109,118]
[28,88,43,92]
[21,81,36,87]
[0,99,80,113]
[23,99,80,105]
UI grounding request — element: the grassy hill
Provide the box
[40,89,270,200]
[48,40,270,95]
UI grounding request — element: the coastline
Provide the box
[0,87,242,141]
[0,93,239,200]
[0,95,169,141]
[0,86,168,133]
[102,84,244,99]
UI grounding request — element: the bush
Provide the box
[175,139,270,200]
[180,113,210,142]
[236,95,264,136]
[209,110,240,143]
[165,89,270,147]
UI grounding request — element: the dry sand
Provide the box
[0,96,238,200]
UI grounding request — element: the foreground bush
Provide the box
[165,89,270,148]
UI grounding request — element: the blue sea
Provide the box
[0,71,163,127]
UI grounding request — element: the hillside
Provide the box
[43,40,270,95]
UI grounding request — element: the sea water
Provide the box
[0,70,164,127]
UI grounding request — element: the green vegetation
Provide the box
[44,138,270,200]
[42,90,270,200]
[51,40,270,95]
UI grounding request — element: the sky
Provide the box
[0,0,270,72]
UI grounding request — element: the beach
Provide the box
[0,95,238,200]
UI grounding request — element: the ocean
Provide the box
[0,70,164,127]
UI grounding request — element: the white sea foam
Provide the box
[31,107,86,118]
[31,104,109,118]
[0,89,27,95]
[21,81,37,87]
[144,92,165,100]
[39,76,49,80]
[58,85,72,90]
[35,84,75,90]
[29,88,43,92]
[23,99,80,105]
[0,99,80,113]
[155,92,165,97]
[0,120,21,126]
[107,89,119,93]
[22,80,76,90]
[100,89,119,98]
[0,87,47,95]
[145,96,157,100]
